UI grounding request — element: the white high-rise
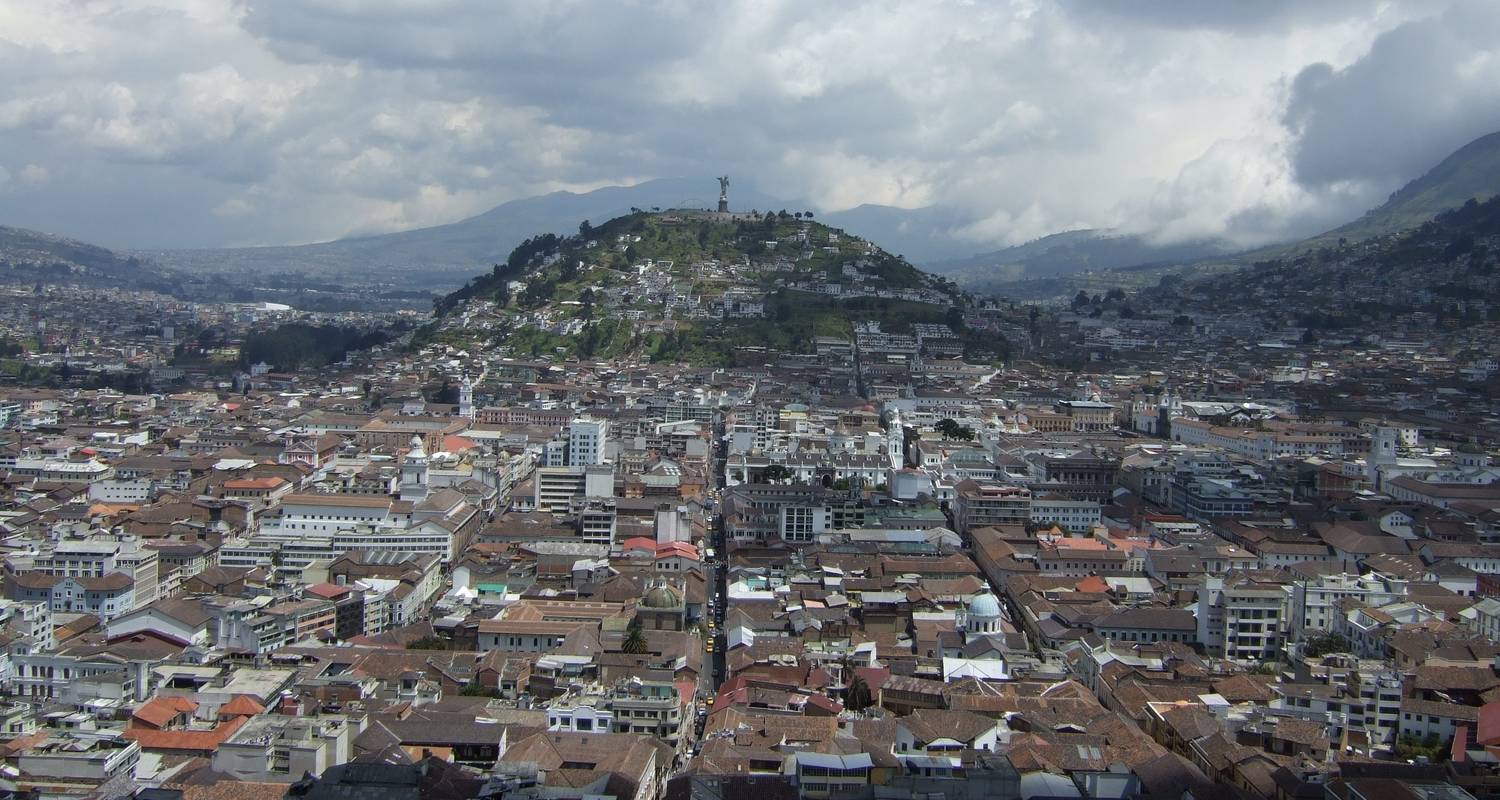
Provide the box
[568,418,608,467]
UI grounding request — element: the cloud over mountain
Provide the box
[0,1,1490,253]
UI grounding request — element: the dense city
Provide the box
[4,4,1500,799]
[0,202,1497,800]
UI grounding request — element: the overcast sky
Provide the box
[2,0,1498,251]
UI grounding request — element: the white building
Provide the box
[568,418,609,467]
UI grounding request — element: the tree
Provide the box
[762,464,792,483]
[406,635,447,651]
[936,418,975,442]
[1303,632,1351,658]
[1071,290,1091,310]
[1105,287,1126,302]
[578,219,592,238]
[846,674,873,712]
[622,621,648,654]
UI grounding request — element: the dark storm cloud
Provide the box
[1284,1,1500,191]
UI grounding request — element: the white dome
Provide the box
[968,592,1001,619]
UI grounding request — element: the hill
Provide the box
[1172,194,1500,330]
[136,178,798,291]
[418,209,989,367]
[927,229,1233,291]
[0,225,193,296]
[1314,130,1500,247]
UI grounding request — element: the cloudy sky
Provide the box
[2,0,1498,252]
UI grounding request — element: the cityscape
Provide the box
[1,3,1499,800]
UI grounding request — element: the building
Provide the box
[953,481,1031,535]
[1197,573,1288,664]
[213,714,357,782]
[568,417,609,466]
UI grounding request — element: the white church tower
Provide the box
[458,375,475,420]
[885,407,905,470]
[400,435,430,502]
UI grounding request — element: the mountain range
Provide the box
[4,129,1500,298]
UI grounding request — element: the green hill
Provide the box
[0,225,194,296]
[1179,194,1500,330]
[421,210,989,365]
[1323,131,1500,245]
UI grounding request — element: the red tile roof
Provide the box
[125,715,249,753]
[131,695,198,729]
[304,582,353,600]
[217,694,267,718]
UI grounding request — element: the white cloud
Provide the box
[0,0,1488,253]
[18,164,48,185]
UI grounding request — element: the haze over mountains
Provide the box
[5,129,1500,299]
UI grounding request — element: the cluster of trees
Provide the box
[239,323,391,371]
[1071,288,1135,318]
[1302,632,1352,658]
[433,233,565,315]
[936,418,976,441]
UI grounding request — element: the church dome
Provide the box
[642,583,683,609]
[968,591,1001,619]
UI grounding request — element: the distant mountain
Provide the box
[818,204,981,263]
[0,225,188,295]
[942,128,1500,300]
[1318,130,1500,246]
[928,228,1234,289]
[137,178,798,290]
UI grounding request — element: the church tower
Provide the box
[458,375,475,420]
[400,435,430,502]
[886,407,905,470]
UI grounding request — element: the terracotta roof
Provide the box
[218,694,267,718]
[132,695,200,728]
[305,582,354,600]
[175,782,292,800]
[222,477,287,490]
[126,717,255,752]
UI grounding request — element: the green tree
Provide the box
[406,635,447,651]
[762,464,793,483]
[623,621,648,655]
[936,418,975,441]
[1303,632,1351,658]
[846,674,874,712]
